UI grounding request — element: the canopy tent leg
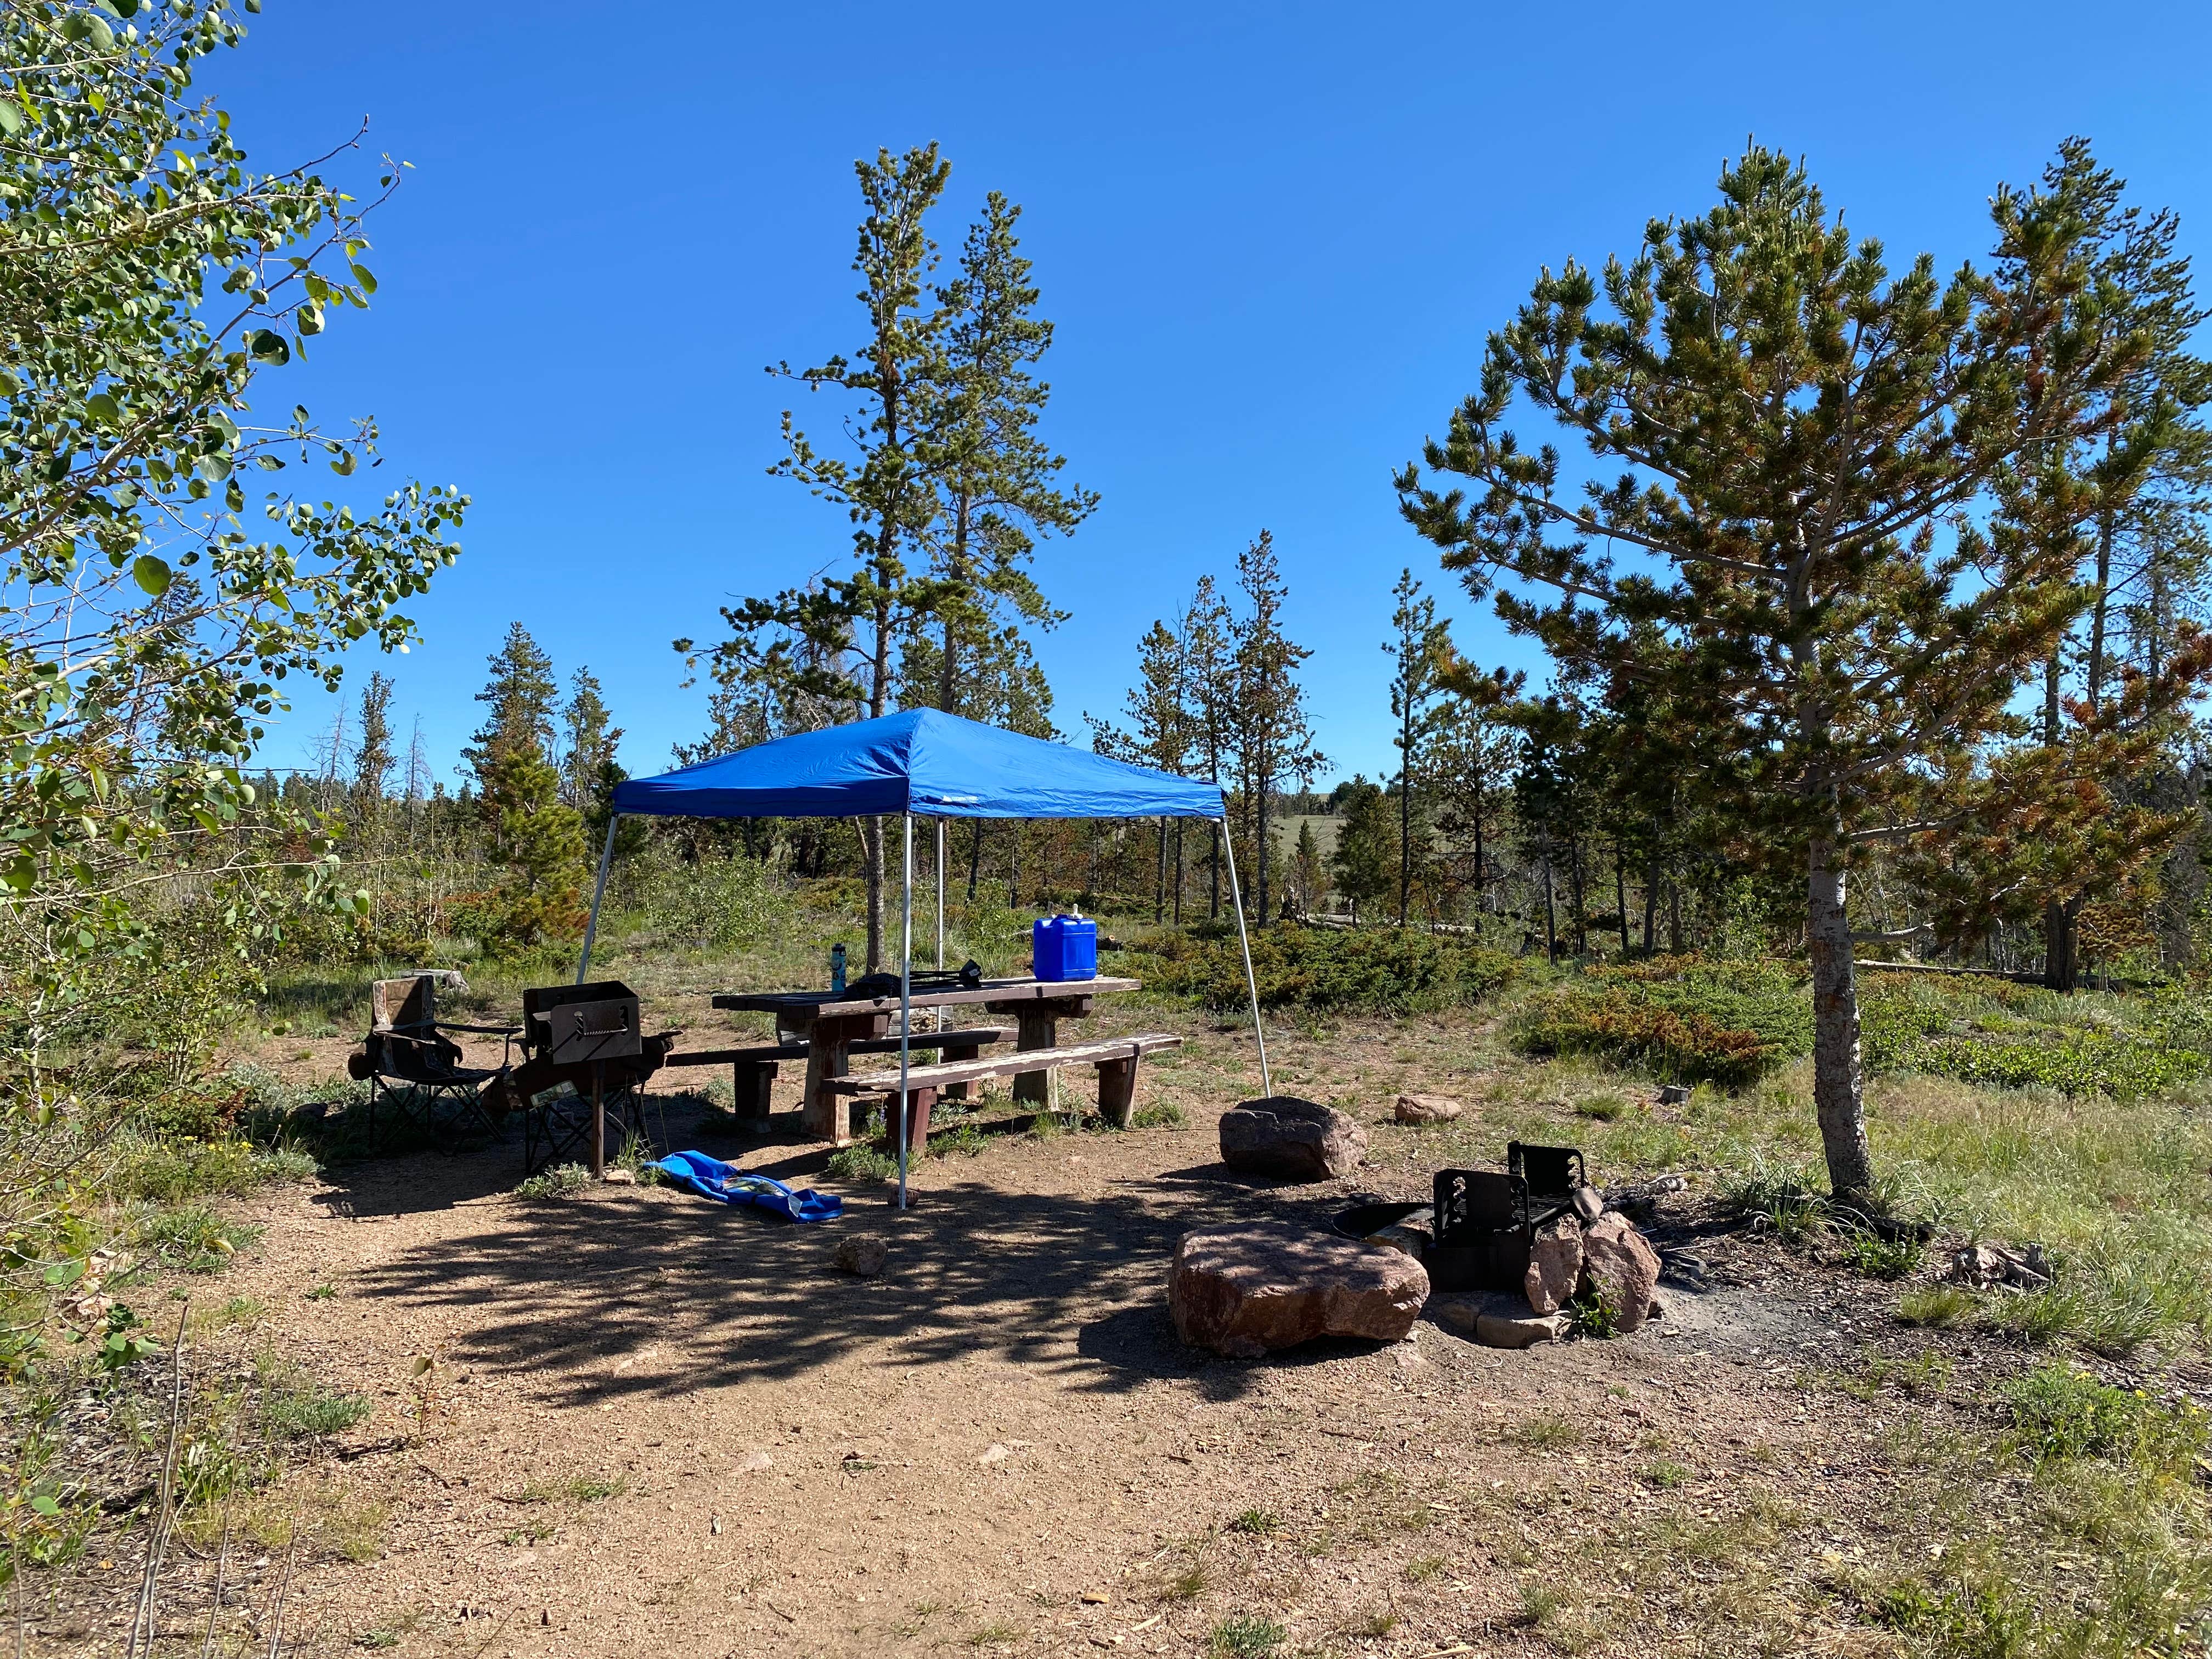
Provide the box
[575,816,620,985]
[898,812,914,1210]
[1217,815,1273,1098]
[935,818,946,973]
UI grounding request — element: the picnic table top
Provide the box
[711,975,1142,1020]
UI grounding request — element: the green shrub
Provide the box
[514,1163,592,1199]
[1509,959,1808,1086]
[1838,1227,1923,1281]
[826,1144,898,1184]
[1137,923,1517,1014]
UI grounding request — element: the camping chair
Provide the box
[349,972,521,1151]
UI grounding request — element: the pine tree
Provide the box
[558,668,621,813]
[1291,820,1327,917]
[1385,569,1454,926]
[930,191,1096,716]
[348,672,396,836]
[1398,144,2149,1202]
[761,144,961,971]
[462,623,558,785]
[1229,532,1324,925]
[479,745,586,950]
[1331,779,1393,924]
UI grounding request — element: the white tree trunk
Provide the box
[1807,841,1874,1201]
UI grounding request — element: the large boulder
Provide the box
[1578,1212,1662,1332]
[1523,1215,1584,1316]
[1218,1097,1367,1181]
[1170,1222,1428,1358]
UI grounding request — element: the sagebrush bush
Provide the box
[1137,923,1518,1013]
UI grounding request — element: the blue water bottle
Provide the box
[830,943,847,995]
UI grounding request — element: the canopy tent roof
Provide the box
[609,708,1224,822]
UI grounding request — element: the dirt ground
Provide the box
[38,1000,2024,1657]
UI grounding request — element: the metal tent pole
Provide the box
[1217,815,1272,1098]
[897,812,914,1210]
[935,818,946,972]
[576,816,620,985]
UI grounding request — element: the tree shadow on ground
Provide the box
[319,1098,1362,1407]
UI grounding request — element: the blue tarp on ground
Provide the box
[651,1150,844,1223]
[609,707,1224,822]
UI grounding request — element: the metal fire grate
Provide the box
[1427,1142,1587,1293]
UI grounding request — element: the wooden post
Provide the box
[1001,995,1093,1105]
[1011,1008,1058,1104]
[938,1038,983,1103]
[732,1060,775,1131]
[801,1012,886,1143]
[1097,1055,1141,1128]
[883,1086,937,1153]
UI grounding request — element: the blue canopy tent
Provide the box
[586,708,1269,1207]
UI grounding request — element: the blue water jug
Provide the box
[1032,911,1098,982]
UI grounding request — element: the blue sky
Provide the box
[214,0,2212,789]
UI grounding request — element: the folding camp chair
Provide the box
[350,972,521,1152]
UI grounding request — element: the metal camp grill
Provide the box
[486,981,671,1176]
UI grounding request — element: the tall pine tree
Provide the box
[1398,145,2148,1201]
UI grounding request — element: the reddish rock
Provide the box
[1428,1291,1567,1349]
[1170,1222,1429,1358]
[1523,1215,1584,1316]
[1218,1097,1367,1181]
[1578,1212,1662,1331]
[1393,1093,1464,1125]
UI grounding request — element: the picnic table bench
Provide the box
[826,1031,1184,1149]
[659,1025,1014,1127]
[711,976,1144,1143]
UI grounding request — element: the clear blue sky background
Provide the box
[213,0,2212,791]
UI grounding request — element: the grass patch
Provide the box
[1897,1284,1978,1327]
[1226,1507,1278,1535]
[1405,1554,1449,1582]
[1130,1100,1187,1130]
[1204,1615,1285,1657]
[133,1204,259,1273]
[258,1357,371,1441]
[2002,1365,2207,1469]
[1838,1226,1923,1280]
[1505,1415,1581,1449]
[1159,1564,1208,1601]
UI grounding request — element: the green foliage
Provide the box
[1204,1615,1285,1658]
[1510,957,2212,1099]
[1130,1101,1186,1130]
[514,1164,592,1200]
[133,1205,258,1273]
[258,1356,370,1441]
[1838,1227,1924,1282]
[472,744,586,953]
[1568,1293,1619,1339]
[625,850,778,955]
[2002,1366,2207,1470]
[1140,922,1517,1014]
[1897,1285,1980,1329]
[1509,957,1807,1087]
[826,1144,898,1184]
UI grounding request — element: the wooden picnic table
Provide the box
[711,976,1143,1142]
